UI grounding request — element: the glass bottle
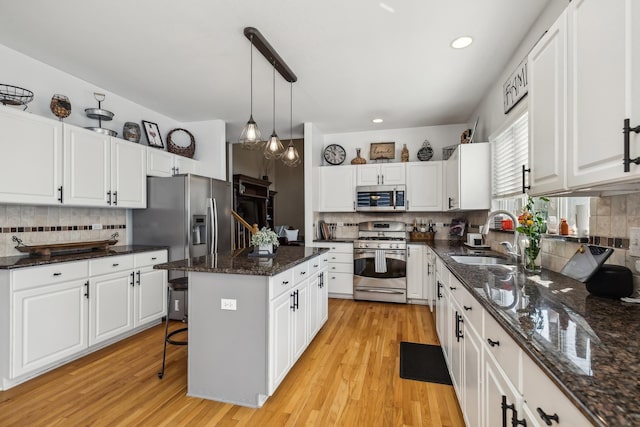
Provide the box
[560,218,569,235]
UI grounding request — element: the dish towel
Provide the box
[375,249,387,274]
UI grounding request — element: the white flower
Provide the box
[251,227,280,247]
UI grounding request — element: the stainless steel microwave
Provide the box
[356,185,406,212]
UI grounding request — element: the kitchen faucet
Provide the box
[483,210,520,261]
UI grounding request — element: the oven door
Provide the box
[353,248,407,303]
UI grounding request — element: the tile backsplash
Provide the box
[0,204,126,257]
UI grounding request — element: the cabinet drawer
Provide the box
[327,271,353,295]
[308,257,322,275]
[293,261,309,284]
[12,261,89,290]
[134,250,168,267]
[327,262,353,274]
[327,252,353,264]
[90,255,134,276]
[314,242,353,253]
[483,312,522,392]
[269,269,294,300]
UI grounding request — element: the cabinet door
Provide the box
[462,326,482,427]
[111,139,146,208]
[12,279,88,378]
[0,107,63,205]
[175,156,199,175]
[135,267,167,326]
[528,10,567,195]
[320,269,329,325]
[292,281,309,360]
[445,150,459,210]
[567,0,637,187]
[147,149,176,177]
[89,272,134,346]
[406,162,442,211]
[63,125,110,206]
[380,163,405,185]
[356,164,381,185]
[307,273,320,340]
[318,166,355,212]
[484,350,523,427]
[457,144,491,210]
[270,290,293,391]
[423,248,435,311]
[406,244,423,299]
[327,271,353,295]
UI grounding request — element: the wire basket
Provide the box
[167,128,196,158]
[0,84,34,110]
[442,144,459,160]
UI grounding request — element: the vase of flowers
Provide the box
[251,227,280,254]
[516,196,548,273]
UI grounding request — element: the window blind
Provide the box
[491,112,529,198]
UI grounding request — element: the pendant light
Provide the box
[239,34,263,149]
[282,82,301,167]
[263,61,285,159]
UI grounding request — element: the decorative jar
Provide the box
[351,148,366,164]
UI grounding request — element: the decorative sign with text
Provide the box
[503,57,528,114]
[370,142,395,161]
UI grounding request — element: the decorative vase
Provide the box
[50,94,71,121]
[123,122,141,143]
[522,236,542,273]
[351,148,366,164]
[401,144,409,162]
[258,244,273,254]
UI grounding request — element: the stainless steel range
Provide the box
[353,221,407,303]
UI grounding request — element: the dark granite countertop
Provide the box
[154,246,329,277]
[313,239,356,243]
[429,241,639,426]
[0,245,168,269]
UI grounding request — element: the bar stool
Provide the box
[157,276,188,379]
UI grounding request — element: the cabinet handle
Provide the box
[130,271,135,287]
[282,280,289,285]
[408,246,411,256]
[623,118,640,172]
[107,190,112,205]
[290,292,296,311]
[136,270,141,285]
[536,407,559,425]
[151,257,157,260]
[58,186,63,203]
[295,289,299,309]
[522,164,531,194]
[448,197,453,209]
[449,286,457,290]
[487,338,500,347]
[53,272,62,276]
[455,312,464,342]
[175,167,179,174]
[502,395,513,427]
[437,281,442,299]
[84,281,89,299]
[463,305,472,311]
[381,174,384,184]
[112,263,119,267]
[113,191,118,206]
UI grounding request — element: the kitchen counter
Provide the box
[153,246,328,276]
[429,241,639,426]
[313,239,356,243]
[0,245,168,269]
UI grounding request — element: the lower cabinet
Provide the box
[407,244,424,299]
[484,349,523,427]
[314,242,353,297]
[308,265,329,341]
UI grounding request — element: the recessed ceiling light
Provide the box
[372,118,383,124]
[451,36,473,49]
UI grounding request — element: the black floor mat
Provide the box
[399,342,452,385]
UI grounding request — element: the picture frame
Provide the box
[503,57,528,114]
[370,142,395,161]
[142,120,164,148]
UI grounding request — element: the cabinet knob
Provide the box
[536,407,560,425]
[112,263,119,267]
[463,305,472,311]
[53,272,62,276]
[487,338,500,347]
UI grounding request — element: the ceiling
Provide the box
[0,0,550,139]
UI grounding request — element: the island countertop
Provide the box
[153,246,329,276]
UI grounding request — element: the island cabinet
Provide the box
[0,248,168,390]
[183,250,328,408]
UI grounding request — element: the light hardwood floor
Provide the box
[0,299,464,426]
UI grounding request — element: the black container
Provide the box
[585,265,633,298]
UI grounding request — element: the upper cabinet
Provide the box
[356,163,405,186]
[528,0,640,193]
[0,107,63,205]
[445,143,490,211]
[318,166,356,212]
[147,148,202,178]
[405,162,443,211]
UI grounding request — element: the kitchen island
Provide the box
[154,246,329,407]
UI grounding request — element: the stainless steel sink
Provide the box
[450,255,509,265]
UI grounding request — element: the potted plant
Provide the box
[251,227,280,254]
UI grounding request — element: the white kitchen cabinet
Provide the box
[406,244,423,299]
[528,9,568,195]
[405,162,442,211]
[0,106,63,205]
[135,267,167,325]
[445,143,490,210]
[461,319,482,427]
[356,163,405,186]
[318,166,356,212]
[308,258,328,341]
[423,246,436,311]
[63,124,146,208]
[270,288,293,390]
[147,148,198,177]
[484,349,523,427]
[89,269,134,346]
[292,280,309,361]
[314,242,353,297]
[174,155,199,175]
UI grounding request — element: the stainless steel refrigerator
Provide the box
[132,174,232,319]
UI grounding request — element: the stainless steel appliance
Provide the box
[132,174,232,319]
[355,185,406,212]
[353,221,407,303]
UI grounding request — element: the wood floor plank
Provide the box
[0,299,464,426]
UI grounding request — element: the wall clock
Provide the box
[323,144,346,165]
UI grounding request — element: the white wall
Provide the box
[323,124,472,163]
[468,1,567,140]
[304,122,325,244]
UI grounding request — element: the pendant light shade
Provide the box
[239,35,263,149]
[263,63,285,159]
[282,82,301,167]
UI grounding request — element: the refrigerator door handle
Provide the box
[208,197,218,254]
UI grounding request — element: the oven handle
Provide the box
[355,288,406,295]
[354,249,406,255]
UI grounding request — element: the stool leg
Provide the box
[158,286,171,379]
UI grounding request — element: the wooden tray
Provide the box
[14,238,118,257]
